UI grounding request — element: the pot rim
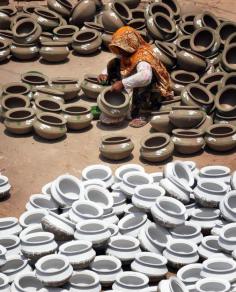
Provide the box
[187,84,214,105]
[190,27,215,52]
[101,86,130,109]
[109,235,140,250]
[215,84,236,113]
[226,31,236,46]
[195,277,230,292]
[51,77,78,84]
[84,21,104,31]
[149,2,173,18]
[0,6,17,16]
[84,73,100,84]
[34,7,60,20]
[171,105,200,110]
[222,43,236,71]
[177,263,202,283]
[151,110,170,116]
[179,21,195,34]
[206,123,236,136]
[76,219,108,234]
[200,72,225,85]
[41,41,68,47]
[222,72,236,86]
[2,94,30,111]
[141,133,170,149]
[156,196,186,216]
[3,83,30,95]
[167,239,197,255]
[200,11,220,28]
[70,270,99,288]
[53,25,78,36]
[72,200,104,219]
[5,107,35,121]
[0,39,10,50]
[21,72,48,85]
[135,252,167,266]
[155,40,176,58]
[22,231,54,245]
[0,217,18,230]
[118,213,147,231]
[198,178,228,194]
[153,12,176,34]
[203,257,236,273]
[62,104,90,115]
[57,0,73,9]
[37,112,66,126]
[112,0,132,22]
[0,272,9,287]
[35,97,61,112]
[36,87,64,97]
[73,29,98,44]
[116,271,149,287]
[217,21,236,45]
[127,18,146,30]
[101,134,131,145]
[59,239,92,254]
[12,18,37,38]
[172,128,204,137]
[91,255,122,272]
[35,254,69,274]
[11,41,38,47]
[135,183,165,200]
[192,208,220,220]
[171,70,199,84]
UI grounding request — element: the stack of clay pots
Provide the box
[1,160,236,291]
[0,71,94,140]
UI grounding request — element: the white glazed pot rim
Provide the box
[177,263,202,283]
[19,209,48,228]
[135,252,167,267]
[82,164,112,181]
[29,193,58,210]
[201,235,220,251]
[115,164,145,181]
[191,208,220,220]
[167,239,197,256]
[197,179,228,194]
[72,200,104,218]
[83,179,107,189]
[145,223,169,247]
[109,235,140,250]
[70,270,100,288]
[76,219,108,234]
[22,231,54,245]
[0,272,9,287]
[19,224,43,240]
[173,161,194,188]
[220,223,236,242]
[2,256,27,274]
[55,174,83,201]
[123,171,153,188]
[0,245,6,256]
[169,276,189,292]
[118,213,147,231]
[199,165,231,178]
[203,257,236,273]
[48,211,75,229]
[0,217,18,230]
[112,191,126,205]
[0,235,20,249]
[156,197,186,216]
[84,185,114,211]
[59,240,92,255]
[224,190,236,211]
[91,255,122,272]
[0,175,9,186]
[134,184,165,201]
[195,277,231,292]
[171,222,201,238]
[14,272,43,291]
[35,254,69,275]
[116,271,149,288]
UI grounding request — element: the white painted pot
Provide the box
[108,224,119,237]
[158,276,188,292]
[69,200,104,223]
[115,164,144,182]
[220,190,236,222]
[120,171,153,198]
[68,270,101,292]
[0,245,6,267]
[0,273,10,292]
[189,208,220,231]
[0,255,32,283]
[195,277,231,292]
[41,211,75,241]
[111,191,126,216]
[59,240,96,270]
[82,164,114,188]
[231,171,236,190]
[19,210,48,229]
[35,254,73,287]
[211,219,229,236]
[0,217,22,236]
[194,179,229,208]
[41,182,52,195]
[177,263,202,288]
[118,213,148,237]
[11,272,44,292]
[132,184,165,212]
[0,175,11,199]
[218,222,236,253]
[138,222,171,253]
[20,231,58,261]
[151,196,186,228]
[198,165,231,184]
[106,235,141,264]
[19,223,44,240]
[0,235,21,257]
[83,185,113,215]
[75,219,111,249]
[26,194,58,213]
[198,235,228,259]
[131,252,167,282]
[185,199,197,218]
[163,239,199,268]
[124,204,144,215]
[112,271,149,291]
[90,255,122,287]
[170,221,203,245]
[51,174,84,207]
[149,172,163,183]
[200,257,236,283]
[102,208,119,225]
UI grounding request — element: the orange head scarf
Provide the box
[109,26,173,98]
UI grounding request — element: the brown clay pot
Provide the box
[222,72,236,86]
[140,133,174,162]
[216,21,236,47]
[0,39,10,62]
[179,21,195,35]
[10,13,31,29]
[34,87,65,104]
[205,124,236,152]
[53,25,79,47]
[176,49,207,72]
[62,104,93,130]
[40,41,69,63]
[121,0,140,9]
[131,8,145,19]
[72,29,102,55]
[1,94,30,115]
[150,111,173,133]
[101,30,113,49]
[51,77,80,100]
[215,85,236,116]
[200,72,225,86]
[207,81,221,97]
[47,0,73,18]
[153,41,176,69]
[23,5,40,15]
[12,18,42,44]
[172,129,205,154]
[4,107,35,134]
[100,135,134,160]
[176,35,191,51]
[171,70,199,95]
[0,10,11,30]
[32,8,61,31]
[71,0,96,27]
[2,82,30,96]
[193,11,220,29]
[195,114,213,133]
[82,21,104,32]
[21,72,49,87]
[0,30,13,44]
[145,2,173,19]
[40,32,54,43]
[222,44,236,72]
[33,112,67,140]
[35,97,62,114]
[11,42,39,60]
[226,32,236,46]
[154,0,181,22]
[127,18,146,33]
[80,74,107,100]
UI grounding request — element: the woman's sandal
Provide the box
[129,117,148,128]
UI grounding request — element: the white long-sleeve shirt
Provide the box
[102,61,153,92]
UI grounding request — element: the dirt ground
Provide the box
[0,51,235,218]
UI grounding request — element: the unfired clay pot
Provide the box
[176,49,207,72]
[40,41,69,62]
[100,135,134,160]
[11,42,39,60]
[53,25,79,47]
[47,0,73,18]
[81,74,107,99]
[217,21,236,47]
[21,72,49,87]
[193,11,220,29]
[0,40,10,62]
[32,7,61,31]
[71,0,96,27]
[150,111,173,134]
[72,29,102,55]
[1,94,30,114]
[215,85,236,117]
[12,18,42,44]
[153,41,176,69]
[34,87,65,104]
[35,97,62,114]
[51,77,80,100]
[171,70,199,95]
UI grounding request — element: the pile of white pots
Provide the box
[0,161,236,292]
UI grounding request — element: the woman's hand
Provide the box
[111,80,124,92]
[98,74,108,84]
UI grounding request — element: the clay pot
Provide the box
[0,10,11,30]
[193,11,220,29]
[0,273,10,292]
[219,190,236,222]
[169,106,204,129]
[40,32,54,43]
[112,271,149,291]
[131,8,145,19]
[214,111,236,127]
[179,21,195,35]
[0,40,10,62]
[198,165,231,184]
[222,44,236,72]
[127,18,146,32]
[176,35,191,50]
[82,164,113,188]
[62,104,93,130]
[181,84,214,113]
[0,235,20,257]
[100,135,134,160]
[40,41,69,62]
[33,112,67,140]
[69,270,101,292]
[153,41,176,69]
[82,21,104,32]
[207,81,221,97]
[12,18,42,44]
[190,27,220,57]
[72,29,102,55]
[101,10,124,33]
[196,278,231,292]
[0,30,13,44]
[176,49,207,72]
[159,96,181,111]
[81,74,107,99]
[140,133,174,162]
[146,2,173,19]
[98,87,130,118]
[71,0,96,27]
[122,0,140,9]
[21,72,49,88]
[32,8,61,31]
[198,235,225,259]
[51,77,80,100]
[69,200,103,223]
[115,164,144,182]
[0,175,11,200]
[222,72,236,86]
[195,114,213,132]
[26,193,58,212]
[23,5,40,15]
[159,277,188,292]
[19,209,48,229]
[1,94,30,114]
[171,70,199,95]
[146,12,177,41]
[215,85,236,116]
[118,213,148,237]
[47,0,73,18]
[11,42,39,60]
[200,72,225,86]
[53,25,78,47]
[177,263,202,290]
[35,254,73,287]
[172,129,205,154]
[111,1,132,22]
[11,272,44,292]
[35,97,62,114]
[205,124,236,152]
[150,111,173,133]
[34,87,65,104]
[11,13,33,29]
[0,217,22,237]
[217,21,236,47]
[4,108,35,135]
[170,222,203,245]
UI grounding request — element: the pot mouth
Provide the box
[37,87,64,97]
[188,85,213,105]
[171,70,199,84]
[182,13,195,22]
[0,217,18,230]
[84,21,104,31]
[54,25,78,36]
[0,273,8,287]
[23,5,40,14]
[119,214,147,230]
[52,77,78,84]
[203,236,220,251]
[70,271,99,288]
[2,94,30,110]
[124,172,152,187]
[141,134,170,149]
[110,236,139,250]
[117,272,148,287]
[136,185,165,200]
[155,40,176,58]
[12,42,38,47]
[0,40,9,50]
[146,224,169,245]
[57,0,73,9]
[113,1,131,21]
[207,124,235,136]
[218,21,236,43]
[0,236,20,249]
[131,8,145,19]
[227,32,236,46]
[36,256,68,274]
[78,221,106,234]
[3,83,30,95]
[191,28,215,52]
[37,113,66,126]
[74,30,97,43]
[0,6,16,16]
[176,35,191,50]
[216,85,236,112]
[180,21,195,34]
[1,258,26,273]
[73,201,103,218]
[157,197,185,216]
[196,278,230,292]
[168,241,195,254]
[127,19,146,30]
[102,135,130,144]
[198,180,227,193]
[202,12,219,29]
[204,258,235,273]
[91,256,121,272]
[23,232,54,244]
[150,2,173,18]
[172,129,203,137]
[102,88,128,109]
[154,12,175,33]
[5,108,34,121]
[61,241,91,254]
[177,264,202,283]
[224,44,236,68]
[83,165,112,180]
[35,8,59,20]
[192,209,219,220]
[137,254,167,266]
[162,0,179,14]
[201,72,225,85]
[36,98,61,112]
[223,72,236,86]
[15,274,43,290]
[14,19,37,37]
[63,105,90,115]
[21,73,48,85]
[171,223,200,238]
[169,277,188,292]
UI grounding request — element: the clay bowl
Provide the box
[215,85,236,116]
[222,44,236,72]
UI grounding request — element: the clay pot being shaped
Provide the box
[169,106,204,128]
[153,41,176,69]
[26,193,58,212]
[205,124,236,152]
[181,84,214,113]
[170,222,203,245]
[51,77,80,101]
[0,40,10,62]
[98,87,130,118]
[193,11,220,29]
[53,25,79,47]
[11,42,39,60]
[195,278,231,292]
[35,97,62,114]
[47,0,73,18]
[150,111,173,133]
[158,277,188,292]
[0,272,10,292]
[1,94,30,114]
[32,8,60,31]
[171,70,199,95]
[163,239,199,268]
[217,21,236,47]
[90,255,122,287]
[81,74,108,99]
[69,270,101,292]
[112,271,149,291]
[4,108,35,135]
[69,200,103,223]
[106,235,141,264]
[12,18,42,44]
[172,129,205,154]
[140,133,174,162]
[11,272,44,292]
[100,135,134,161]
[62,104,93,130]
[220,190,236,222]
[151,196,186,228]
[35,254,73,287]
[190,208,220,232]
[34,87,65,104]
[222,44,236,72]
[72,29,102,55]
[21,72,49,88]
[71,0,96,27]
[59,241,95,272]
[215,85,236,116]
[40,41,69,62]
